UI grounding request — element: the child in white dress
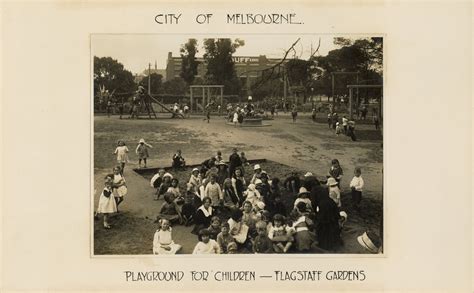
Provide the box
[114,140,129,174]
[153,219,182,254]
[135,138,153,168]
[112,166,127,211]
[96,175,117,229]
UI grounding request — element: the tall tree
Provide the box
[139,73,163,94]
[162,77,187,95]
[180,38,199,85]
[93,56,136,94]
[203,38,245,94]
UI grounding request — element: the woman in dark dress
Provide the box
[316,190,343,251]
[192,197,213,235]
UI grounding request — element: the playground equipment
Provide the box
[189,85,224,113]
[347,84,383,119]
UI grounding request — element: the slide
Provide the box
[147,94,184,118]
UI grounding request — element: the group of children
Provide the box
[328,113,357,141]
[148,149,366,254]
[97,140,370,253]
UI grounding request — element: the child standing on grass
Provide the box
[329,159,343,186]
[193,229,220,254]
[349,167,364,212]
[114,140,129,174]
[112,166,127,211]
[135,138,152,168]
[153,219,182,254]
[96,175,117,229]
[327,113,332,129]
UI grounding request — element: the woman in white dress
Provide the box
[153,219,182,254]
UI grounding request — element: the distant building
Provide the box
[165,52,288,89]
[135,61,167,83]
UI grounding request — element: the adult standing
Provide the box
[228,148,242,178]
[316,189,342,251]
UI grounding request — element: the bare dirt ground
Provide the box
[93,112,383,255]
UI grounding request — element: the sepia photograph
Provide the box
[92,34,384,255]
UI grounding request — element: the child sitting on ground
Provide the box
[294,187,313,212]
[156,173,173,201]
[268,214,294,253]
[204,174,223,213]
[242,200,258,237]
[172,150,186,170]
[228,208,250,247]
[207,216,222,240]
[192,229,220,254]
[252,221,273,253]
[181,187,196,226]
[217,222,237,254]
[244,184,262,208]
[292,202,315,252]
[152,219,182,254]
[157,192,183,225]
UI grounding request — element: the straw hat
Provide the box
[357,232,381,253]
[327,177,338,186]
[248,96,253,101]
[256,201,266,210]
[139,138,145,143]
[298,187,310,195]
[304,172,314,177]
[192,167,199,172]
[254,164,261,170]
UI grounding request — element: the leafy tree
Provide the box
[180,38,200,85]
[139,73,163,94]
[203,38,245,94]
[93,56,136,94]
[162,77,187,95]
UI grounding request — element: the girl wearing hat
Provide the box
[335,122,343,135]
[216,161,228,186]
[250,164,267,185]
[294,187,313,212]
[188,168,202,191]
[113,140,129,175]
[327,177,341,208]
[291,202,315,252]
[135,138,153,168]
[156,173,173,201]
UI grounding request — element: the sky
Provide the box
[92,34,344,75]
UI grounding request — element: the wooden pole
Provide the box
[148,63,151,95]
[331,73,335,109]
[202,87,205,112]
[190,87,193,113]
[349,88,353,119]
